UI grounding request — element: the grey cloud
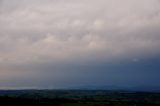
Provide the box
[0,0,160,63]
[0,0,160,89]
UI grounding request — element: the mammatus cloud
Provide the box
[0,0,160,64]
[0,0,160,89]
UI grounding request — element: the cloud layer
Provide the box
[0,0,160,89]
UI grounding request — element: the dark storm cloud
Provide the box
[0,0,160,89]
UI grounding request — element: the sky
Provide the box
[0,0,160,90]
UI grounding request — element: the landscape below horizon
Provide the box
[0,90,160,106]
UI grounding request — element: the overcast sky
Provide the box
[0,0,160,90]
